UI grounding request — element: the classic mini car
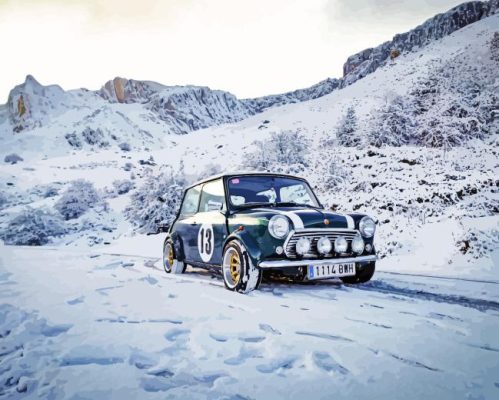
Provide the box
[162,172,377,293]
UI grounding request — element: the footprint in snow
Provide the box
[164,328,190,342]
[256,356,298,373]
[129,350,158,370]
[313,351,349,375]
[238,335,266,343]
[259,323,281,335]
[140,276,158,285]
[30,319,72,337]
[67,296,84,305]
[210,333,229,342]
[225,347,262,366]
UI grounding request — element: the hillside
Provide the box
[0,0,497,156]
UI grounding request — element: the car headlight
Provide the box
[351,236,365,254]
[268,215,290,239]
[296,237,311,256]
[317,237,332,255]
[359,216,376,238]
[334,236,348,253]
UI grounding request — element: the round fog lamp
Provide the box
[296,237,311,256]
[352,236,365,254]
[317,237,332,255]
[334,236,348,253]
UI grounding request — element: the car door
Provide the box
[174,184,202,262]
[192,179,228,266]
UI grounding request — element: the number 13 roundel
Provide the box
[197,223,214,262]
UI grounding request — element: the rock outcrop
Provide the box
[341,0,499,86]
[7,75,66,132]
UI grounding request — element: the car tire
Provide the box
[163,239,186,274]
[222,240,262,293]
[340,262,375,284]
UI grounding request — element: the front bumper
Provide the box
[258,254,377,269]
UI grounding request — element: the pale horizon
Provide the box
[0,0,464,102]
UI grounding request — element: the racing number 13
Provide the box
[199,228,212,255]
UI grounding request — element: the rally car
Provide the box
[162,172,377,293]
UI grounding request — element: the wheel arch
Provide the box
[223,231,262,267]
[168,231,186,262]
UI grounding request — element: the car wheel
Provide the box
[341,262,375,284]
[163,239,186,274]
[222,240,262,293]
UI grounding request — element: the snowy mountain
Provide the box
[1,0,497,147]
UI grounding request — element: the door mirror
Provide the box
[207,200,223,211]
[330,204,339,211]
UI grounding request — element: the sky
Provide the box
[0,0,464,102]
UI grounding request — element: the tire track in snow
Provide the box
[351,280,499,313]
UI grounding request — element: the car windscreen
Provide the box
[227,176,320,208]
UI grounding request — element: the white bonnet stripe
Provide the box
[344,214,355,229]
[273,210,304,229]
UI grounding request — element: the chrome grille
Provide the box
[285,229,359,258]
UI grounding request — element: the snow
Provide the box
[1,244,498,399]
[0,9,498,400]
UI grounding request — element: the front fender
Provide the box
[223,230,262,267]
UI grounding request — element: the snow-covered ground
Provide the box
[1,9,498,400]
[1,242,498,399]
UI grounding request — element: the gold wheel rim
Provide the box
[229,252,241,283]
[168,245,174,267]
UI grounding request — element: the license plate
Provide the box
[308,263,355,280]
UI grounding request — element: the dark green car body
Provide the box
[166,172,377,282]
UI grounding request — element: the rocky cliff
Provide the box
[341,0,499,86]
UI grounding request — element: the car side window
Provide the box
[180,185,202,216]
[199,179,226,212]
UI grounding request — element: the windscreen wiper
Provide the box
[275,202,321,209]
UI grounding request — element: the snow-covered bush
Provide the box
[337,106,361,147]
[368,96,414,147]
[0,207,67,245]
[112,179,134,195]
[55,180,104,220]
[322,157,349,189]
[4,153,23,164]
[65,132,82,149]
[119,142,131,152]
[197,163,223,181]
[243,131,310,171]
[81,127,109,148]
[125,166,187,234]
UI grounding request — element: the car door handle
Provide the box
[190,222,198,226]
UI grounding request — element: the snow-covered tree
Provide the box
[0,207,67,245]
[368,96,414,147]
[244,130,310,171]
[337,106,361,147]
[55,180,104,220]
[125,165,187,234]
[112,179,134,195]
[410,60,494,148]
[490,31,499,62]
